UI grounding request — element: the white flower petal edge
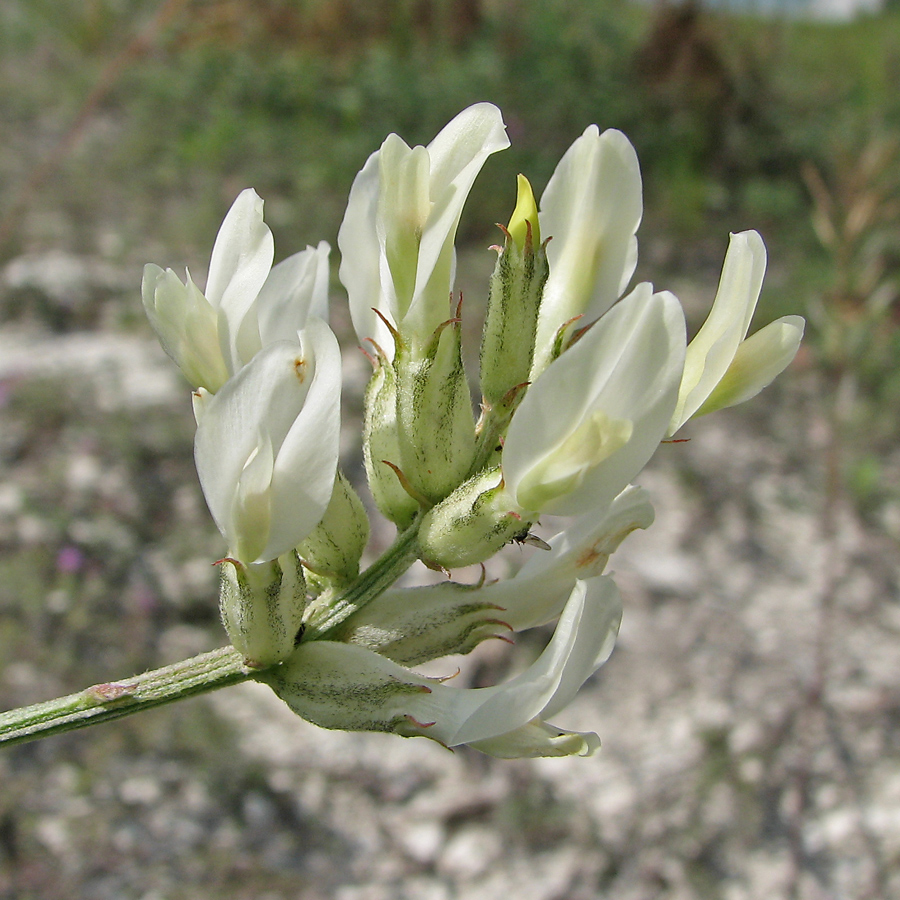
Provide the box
[338,103,509,355]
[193,317,342,563]
[142,264,230,392]
[504,284,686,516]
[418,575,622,754]
[534,126,643,375]
[204,188,276,375]
[255,240,331,350]
[143,190,330,390]
[267,575,622,758]
[337,151,384,348]
[696,314,805,416]
[669,230,783,434]
[333,485,653,666]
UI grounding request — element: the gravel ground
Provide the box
[1,253,898,900]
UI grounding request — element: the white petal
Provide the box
[697,315,805,415]
[427,103,510,199]
[504,285,685,515]
[466,720,600,758]
[263,317,343,562]
[256,241,331,347]
[405,103,509,337]
[338,150,394,350]
[409,576,622,747]
[142,265,230,392]
[141,264,184,361]
[229,431,275,563]
[670,230,766,431]
[205,189,275,374]
[534,127,643,372]
[378,137,432,318]
[194,324,341,562]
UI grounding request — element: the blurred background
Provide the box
[1,1,899,898]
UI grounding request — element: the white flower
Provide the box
[532,126,643,374]
[265,575,623,758]
[334,484,653,665]
[503,284,686,515]
[143,188,330,390]
[668,230,805,434]
[481,484,653,631]
[419,576,621,757]
[193,318,342,564]
[338,103,509,356]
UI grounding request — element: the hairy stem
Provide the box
[302,515,421,640]
[0,646,255,748]
[0,520,424,748]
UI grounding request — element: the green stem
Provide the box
[303,515,421,640]
[0,647,256,749]
[0,521,424,748]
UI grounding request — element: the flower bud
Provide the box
[418,467,528,570]
[219,551,307,666]
[479,175,550,408]
[394,312,476,505]
[332,580,511,666]
[261,640,434,736]
[297,472,370,588]
[362,350,420,528]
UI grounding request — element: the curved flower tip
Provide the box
[338,103,509,355]
[695,314,805,417]
[467,720,601,759]
[142,264,230,392]
[265,576,623,759]
[430,577,621,752]
[205,188,275,374]
[194,318,342,564]
[503,284,685,517]
[144,190,331,389]
[254,240,332,350]
[668,230,803,434]
[507,173,541,251]
[533,126,643,375]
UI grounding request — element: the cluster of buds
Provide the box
[143,104,803,758]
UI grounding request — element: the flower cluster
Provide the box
[143,103,803,758]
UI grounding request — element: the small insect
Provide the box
[509,527,551,551]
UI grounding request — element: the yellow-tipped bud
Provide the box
[507,174,540,251]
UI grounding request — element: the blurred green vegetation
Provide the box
[1,0,899,572]
[1,0,898,603]
[1,0,898,258]
[1,7,899,897]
